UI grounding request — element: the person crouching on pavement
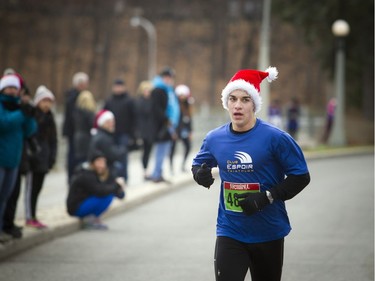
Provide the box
[66,151,126,230]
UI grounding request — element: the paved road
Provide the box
[0,154,373,281]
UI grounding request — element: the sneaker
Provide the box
[152,177,171,184]
[0,232,13,244]
[82,220,108,231]
[3,225,23,239]
[26,219,47,229]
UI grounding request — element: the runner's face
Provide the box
[227,90,256,131]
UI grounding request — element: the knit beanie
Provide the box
[33,85,55,106]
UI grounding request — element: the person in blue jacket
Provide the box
[191,67,310,281]
[0,74,37,243]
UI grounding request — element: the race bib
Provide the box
[223,181,260,212]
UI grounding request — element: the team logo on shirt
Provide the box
[226,151,254,172]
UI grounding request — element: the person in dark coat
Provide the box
[103,79,136,182]
[73,90,97,166]
[66,151,125,230]
[135,80,154,179]
[146,67,180,183]
[24,85,57,229]
[88,110,126,179]
[62,72,89,182]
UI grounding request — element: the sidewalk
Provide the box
[0,145,373,260]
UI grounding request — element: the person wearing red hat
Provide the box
[191,67,310,281]
[87,110,126,179]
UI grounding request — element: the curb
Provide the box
[0,172,194,261]
[0,146,373,261]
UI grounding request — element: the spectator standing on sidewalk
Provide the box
[73,90,97,166]
[147,67,180,183]
[62,72,89,182]
[2,70,38,239]
[268,98,283,128]
[286,97,301,140]
[321,97,336,144]
[0,74,37,243]
[88,110,126,178]
[66,151,126,230]
[135,80,154,179]
[103,79,136,182]
[191,67,310,281]
[169,84,194,173]
[24,85,57,229]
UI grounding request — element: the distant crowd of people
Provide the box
[0,66,194,240]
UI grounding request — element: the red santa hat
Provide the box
[221,67,278,114]
[94,109,114,129]
[0,74,21,91]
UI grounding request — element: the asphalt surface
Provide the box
[0,154,373,281]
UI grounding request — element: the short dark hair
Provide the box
[113,78,125,85]
[159,67,175,77]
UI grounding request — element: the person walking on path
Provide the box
[62,72,89,182]
[103,79,137,182]
[0,74,37,243]
[66,151,126,230]
[191,67,310,281]
[24,85,57,229]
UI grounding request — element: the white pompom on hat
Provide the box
[221,67,278,114]
[33,85,55,106]
[0,74,21,91]
[175,84,190,97]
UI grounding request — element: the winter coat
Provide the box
[103,92,136,137]
[66,163,124,216]
[88,128,126,167]
[135,95,154,143]
[62,88,80,138]
[0,93,37,168]
[29,108,57,173]
[73,107,95,161]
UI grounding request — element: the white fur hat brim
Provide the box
[221,80,262,113]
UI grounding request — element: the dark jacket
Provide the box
[62,88,80,138]
[150,87,170,142]
[135,95,154,143]
[29,108,57,173]
[103,93,136,137]
[66,163,123,216]
[177,99,193,139]
[73,108,95,161]
[88,128,126,167]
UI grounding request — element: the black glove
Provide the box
[235,192,270,216]
[192,163,214,188]
[20,103,36,117]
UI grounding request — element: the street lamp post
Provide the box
[130,16,157,80]
[329,19,350,146]
[257,0,271,120]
